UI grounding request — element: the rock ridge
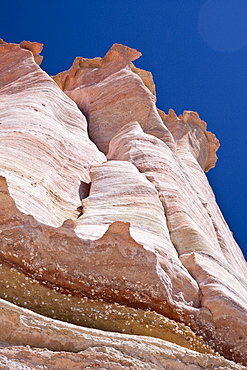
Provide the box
[0,40,246,368]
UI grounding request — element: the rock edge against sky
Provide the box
[0,39,246,368]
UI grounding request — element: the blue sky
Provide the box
[1,0,246,258]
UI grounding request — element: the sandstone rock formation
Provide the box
[0,39,105,227]
[0,40,246,369]
[0,298,244,370]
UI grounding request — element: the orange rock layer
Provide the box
[0,40,246,368]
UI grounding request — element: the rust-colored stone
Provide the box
[0,40,246,367]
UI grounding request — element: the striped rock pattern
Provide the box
[0,40,246,368]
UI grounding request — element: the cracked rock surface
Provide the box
[0,39,246,368]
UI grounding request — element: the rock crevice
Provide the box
[0,40,246,367]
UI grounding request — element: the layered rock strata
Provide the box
[0,39,105,227]
[0,40,246,368]
[53,43,175,155]
[107,121,247,362]
[0,298,245,370]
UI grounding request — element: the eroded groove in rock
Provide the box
[181,252,247,365]
[1,299,245,370]
[107,121,247,364]
[53,43,175,154]
[160,110,247,365]
[0,39,105,227]
[163,110,247,275]
[0,175,199,327]
[75,160,201,319]
[1,40,246,367]
[0,265,212,355]
[78,181,91,201]
[107,122,222,260]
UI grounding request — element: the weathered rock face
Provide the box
[53,43,175,155]
[0,298,244,370]
[0,40,246,368]
[107,121,247,363]
[0,39,105,227]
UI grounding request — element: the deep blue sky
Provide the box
[1,0,246,258]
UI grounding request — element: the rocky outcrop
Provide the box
[0,40,246,368]
[53,43,219,172]
[0,39,105,227]
[1,298,245,370]
[107,121,247,363]
[53,43,175,155]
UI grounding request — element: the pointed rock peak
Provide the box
[19,40,44,65]
[98,221,137,245]
[180,111,207,130]
[103,43,142,66]
[165,109,178,123]
[0,39,43,65]
[104,220,131,235]
[180,110,220,171]
[52,44,143,92]
[130,62,156,95]
[164,109,220,171]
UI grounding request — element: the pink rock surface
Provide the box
[0,39,105,227]
[0,40,246,367]
[107,121,247,363]
[0,174,198,325]
[0,299,244,370]
[54,43,175,155]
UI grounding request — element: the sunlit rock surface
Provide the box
[107,121,247,363]
[0,40,246,368]
[53,43,175,155]
[0,298,244,370]
[0,39,105,227]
